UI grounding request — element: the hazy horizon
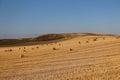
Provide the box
[0,0,120,38]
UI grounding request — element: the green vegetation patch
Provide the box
[0,38,31,46]
[34,34,65,41]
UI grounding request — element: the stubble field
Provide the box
[0,34,120,80]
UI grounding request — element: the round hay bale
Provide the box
[53,47,56,50]
[21,54,25,58]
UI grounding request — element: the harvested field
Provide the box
[0,34,120,80]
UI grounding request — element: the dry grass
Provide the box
[0,34,120,80]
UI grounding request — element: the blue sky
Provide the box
[0,0,120,38]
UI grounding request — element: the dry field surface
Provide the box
[0,35,120,80]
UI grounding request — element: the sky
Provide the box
[0,0,120,38]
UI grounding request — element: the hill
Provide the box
[0,33,79,46]
[0,33,120,80]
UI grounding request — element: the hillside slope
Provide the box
[0,33,79,46]
[0,33,120,80]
